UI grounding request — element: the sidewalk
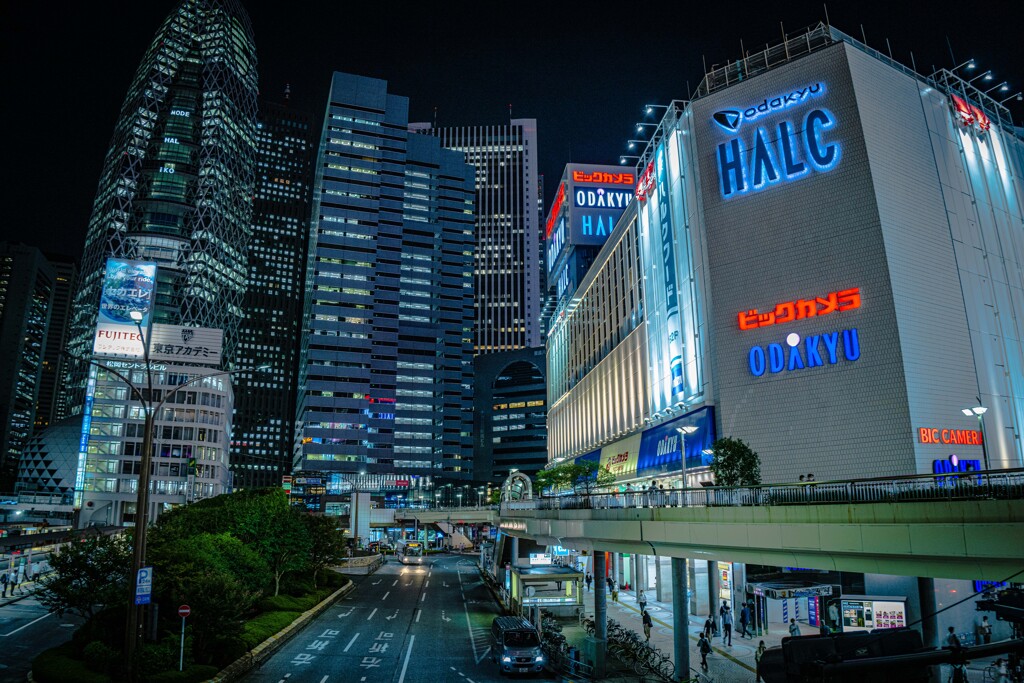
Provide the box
[0,576,43,607]
[573,585,1008,682]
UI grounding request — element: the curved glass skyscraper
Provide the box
[63,0,259,414]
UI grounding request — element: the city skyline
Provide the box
[3,1,1022,260]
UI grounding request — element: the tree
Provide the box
[534,461,615,495]
[305,516,346,588]
[37,532,131,619]
[148,532,269,661]
[709,437,762,486]
[228,488,311,596]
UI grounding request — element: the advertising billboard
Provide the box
[93,259,158,358]
[636,406,715,476]
[148,324,224,366]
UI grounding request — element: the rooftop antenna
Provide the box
[433,106,438,128]
[910,51,918,73]
[886,38,893,60]
[823,3,830,28]
[509,103,513,121]
[946,35,957,66]
[782,21,790,60]
[860,24,867,45]
[284,83,291,103]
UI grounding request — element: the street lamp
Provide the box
[456,493,463,509]
[961,404,990,472]
[84,314,272,671]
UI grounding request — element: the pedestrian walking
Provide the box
[719,599,729,618]
[739,602,751,638]
[585,573,592,591]
[638,589,647,613]
[612,583,619,602]
[642,609,653,642]
[698,632,712,670]
[703,614,715,640]
[755,640,767,682]
[0,570,7,598]
[722,605,733,645]
[981,616,993,644]
[647,480,658,506]
[10,570,21,596]
[606,576,614,592]
[788,618,801,638]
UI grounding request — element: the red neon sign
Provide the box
[951,94,990,133]
[635,161,655,201]
[545,183,565,238]
[738,287,861,330]
[571,170,635,185]
[918,427,983,446]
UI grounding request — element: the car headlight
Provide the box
[535,655,545,662]
[502,656,512,662]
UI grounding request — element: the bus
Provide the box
[396,539,425,565]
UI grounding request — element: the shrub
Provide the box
[33,643,112,683]
[83,641,119,674]
[241,611,301,649]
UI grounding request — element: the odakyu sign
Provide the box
[748,329,860,377]
[712,82,841,198]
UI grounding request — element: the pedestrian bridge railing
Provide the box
[501,468,1024,514]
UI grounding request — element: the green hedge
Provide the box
[241,611,302,649]
[143,664,219,683]
[33,643,112,683]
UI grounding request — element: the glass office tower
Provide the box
[295,73,476,499]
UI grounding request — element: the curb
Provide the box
[207,579,356,682]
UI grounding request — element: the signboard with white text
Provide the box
[148,324,223,366]
[93,259,157,357]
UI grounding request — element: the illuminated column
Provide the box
[672,557,691,676]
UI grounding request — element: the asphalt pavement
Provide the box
[0,588,84,683]
[242,553,556,683]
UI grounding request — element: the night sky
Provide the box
[2,1,1022,260]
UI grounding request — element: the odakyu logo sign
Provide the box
[748,329,860,377]
[712,82,841,199]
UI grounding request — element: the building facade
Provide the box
[62,0,259,417]
[232,98,314,489]
[57,0,259,525]
[549,24,1024,484]
[413,120,542,352]
[36,254,77,430]
[294,72,476,499]
[0,243,56,490]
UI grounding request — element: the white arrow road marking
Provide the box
[441,611,451,622]
[372,580,381,585]
[386,609,399,621]
[337,607,354,618]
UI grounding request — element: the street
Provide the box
[0,592,83,683]
[243,554,558,683]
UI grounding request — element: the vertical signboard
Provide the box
[74,364,99,509]
[93,259,158,358]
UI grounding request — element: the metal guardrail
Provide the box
[500,468,1024,513]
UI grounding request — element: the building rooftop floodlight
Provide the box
[968,70,993,85]
[620,155,640,165]
[952,58,976,73]
[636,122,658,133]
[644,103,669,115]
[627,139,646,150]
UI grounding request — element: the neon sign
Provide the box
[933,454,982,485]
[712,83,824,131]
[545,183,565,238]
[950,94,990,133]
[717,108,841,198]
[574,188,632,209]
[748,328,860,376]
[739,288,861,330]
[918,428,983,446]
[572,170,635,185]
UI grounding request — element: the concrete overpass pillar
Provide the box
[918,577,939,648]
[612,552,621,587]
[708,560,720,625]
[655,554,665,602]
[592,550,608,677]
[672,557,691,680]
[511,536,519,566]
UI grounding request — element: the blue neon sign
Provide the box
[713,83,841,199]
[748,329,860,377]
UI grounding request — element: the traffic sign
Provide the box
[135,566,153,605]
[178,605,191,618]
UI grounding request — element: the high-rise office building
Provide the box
[232,97,314,489]
[294,72,476,504]
[0,243,57,490]
[59,0,259,526]
[63,0,259,415]
[412,120,542,352]
[36,254,77,430]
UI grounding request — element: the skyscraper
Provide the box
[412,120,542,352]
[0,243,57,490]
[36,253,77,430]
[232,97,314,489]
[59,0,259,526]
[294,72,476,501]
[63,0,259,415]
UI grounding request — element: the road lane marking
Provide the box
[392,580,398,586]
[343,633,360,652]
[415,609,422,623]
[381,592,390,601]
[0,611,53,637]
[367,608,378,620]
[425,580,429,588]
[319,677,328,683]
[397,634,415,683]
[420,592,426,602]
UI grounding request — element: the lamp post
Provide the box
[88,313,271,673]
[961,404,990,472]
